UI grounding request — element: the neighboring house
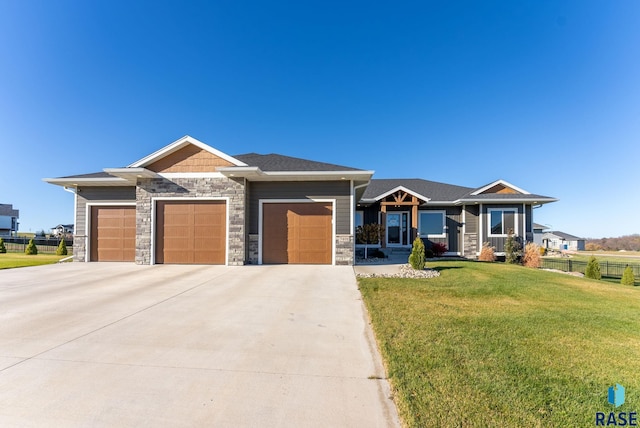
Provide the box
[542,231,586,251]
[44,135,557,265]
[533,222,550,246]
[51,224,74,237]
[0,204,19,236]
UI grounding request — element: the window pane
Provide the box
[490,211,503,235]
[355,211,363,229]
[420,212,444,236]
[504,211,515,235]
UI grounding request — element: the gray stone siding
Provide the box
[136,176,246,266]
[464,233,478,258]
[248,234,259,264]
[335,234,354,265]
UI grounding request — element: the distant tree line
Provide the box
[586,234,640,251]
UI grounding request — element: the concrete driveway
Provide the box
[0,263,399,427]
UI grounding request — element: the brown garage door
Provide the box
[263,202,332,264]
[90,206,136,262]
[156,200,226,264]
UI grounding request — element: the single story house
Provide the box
[0,204,19,236]
[533,222,550,246]
[44,136,557,265]
[542,231,586,251]
[51,224,75,237]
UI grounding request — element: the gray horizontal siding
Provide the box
[481,204,525,252]
[76,186,136,237]
[248,181,351,234]
[464,205,479,234]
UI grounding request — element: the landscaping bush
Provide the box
[505,229,521,264]
[478,242,496,262]
[523,242,542,268]
[585,256,601,280]
[621,265,636,285]
[539,246,547,256]
[0,238,6,254]
[408,237,426,270]
[431,242,447,257]
[56,240,68,256]
[24,238,38,255]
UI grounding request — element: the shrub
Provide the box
[408,237,426,270]
[478,242,496,262]
[56,239,68,256]
[621,265,636,286]
[539,246,547,256]
[585,256,601,280]
[0,238,6,254]
[431,242,447,257]
[523,243,542,268]
[505,229,521,264]
[25,238,38,255]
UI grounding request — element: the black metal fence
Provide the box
[1,237,73,254]
[541,258,640,284]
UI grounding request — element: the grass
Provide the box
[0,253,69,269]
[359,260,640,427]
[568,252,640,263]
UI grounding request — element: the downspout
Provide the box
[352,181,370,262]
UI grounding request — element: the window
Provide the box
[489,209,517,236]
[354,211,363,231]
[418,211,446,238]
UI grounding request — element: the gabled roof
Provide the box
[361,179,473,203]
[533,222,549,231]
[543,231,585,241]
[233,153,363,172]
[470,179,530,195]
[129,135,247,168]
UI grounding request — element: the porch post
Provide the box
[411,196,418,242]
[380,205,387,249]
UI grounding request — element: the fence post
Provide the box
[568,259,572,272]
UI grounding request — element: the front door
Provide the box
[386,212,409,246]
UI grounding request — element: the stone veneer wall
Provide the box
[335,234,354,265]
[136,176,246,266]
[464,233,478,258]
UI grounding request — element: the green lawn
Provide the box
[359,261,640,427]
[0,253,69,269]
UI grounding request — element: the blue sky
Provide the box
[1,0,638,238]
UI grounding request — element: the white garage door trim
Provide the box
[151,197,230,265]
[85,202,136,263]
[258,198,336,265]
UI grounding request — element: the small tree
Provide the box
[25,238,38,255]
[478,242,496,262]
[56,239,68,256]
[585,256,601,280]
[621,265,635,286]
[408,237,426,270]
[505,229,521,264]
[522,242,541,268]
[356,223,385,259]
[0,238,6,253]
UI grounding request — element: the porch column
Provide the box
[411,196,418,242]
[380,205,386,249]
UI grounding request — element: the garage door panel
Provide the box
[90,206,136,262]
[156,201,226,264]
[263,202,332,264]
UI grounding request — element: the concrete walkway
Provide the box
[0,263,399,427]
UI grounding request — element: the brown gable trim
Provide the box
[479,183,521,195]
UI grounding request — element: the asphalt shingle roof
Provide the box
[233,153,363,172]
[362,179,473,202]
[546,231,584,241]
[56,172,118,179]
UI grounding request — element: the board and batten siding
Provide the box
[74,186,137,261]
[482,204,525,252]
[419,206,462,253]
[248,181,351,234]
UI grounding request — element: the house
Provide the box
[51,224,74,237]
[357,179,556,256]
[542,231,586,252]
[44,135,556,265]
[0,204,19,236]
[533,222,550,246]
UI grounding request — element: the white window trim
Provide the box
[418,210,447,239]
[487,208,519,238]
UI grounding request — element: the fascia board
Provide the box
[470,179,531,196]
